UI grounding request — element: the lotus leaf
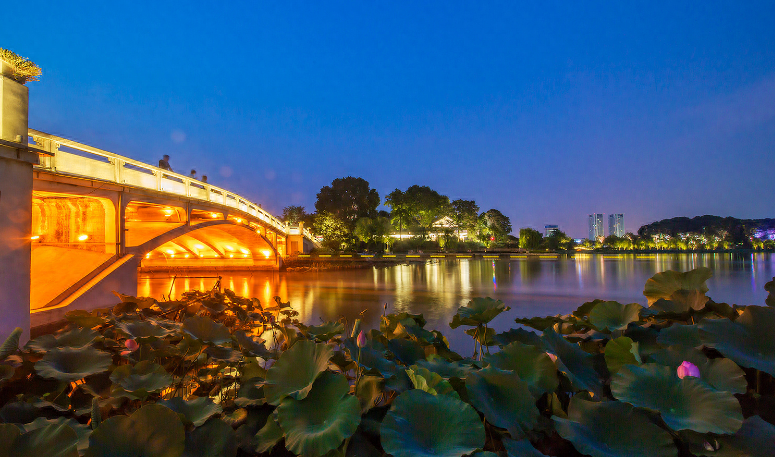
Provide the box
[221,409,248,428]
[766,277,775,307]
[158,397,222,427]
[26,328,100,352]
[183,418,237,457]
[380,389,484,457]
[117,320,173,341]
[345,432,383,457]
[541,329,603,397]
[1,422,80,457]
[343,340,397,378]
[0,402,40,423]
[0,364,14,382]
[182,317,232,345]
[604,336,641,374]
[264,340,333,405]
[464,326,496,346]
[254,416,283,454]
[414,355,473,378]
[643,268,712,307]
[115,293,157,309]
[0,327,22,360]
[514,315,564,331]
[21,417,91,452]
[381,313,427,334]
[406,366,458,398]
[277,371,360,457]
[356,375,384,412]
[34,347,112,382]
[85,404,185,457]
[304,322,345,341]
[64,310,107,329]
[573,299,606,319]
[393,321,435,342]
[205,346,242,362]
[657,324,701,349]
[553,397,677,457]
[234,331,270,358]
[484,341,558,397]
[710,415,775,457]
[465,366,539,437]
[611,363,743,434]
[388,338,426,365]
[110,361,173,395]
[492,328,542,347]
[699,305,775,376]
[502,438,545,457]
[450,297,510,328]
[624,325,661,357]
[648,346,747,394]
[588,301,642,331]
[235,380,265,408]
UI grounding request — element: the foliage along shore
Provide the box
[1,269,775,456]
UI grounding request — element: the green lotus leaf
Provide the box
[205,346,242,362]
[643,268,712,307]
[304,322,345,341]
[450,297,510,328]
[3,422,80,457]
[34,347,112,382]
[711,415,775,457]
[380,389,484,457]
[465,366,539,437]
[0,364,14,382]
[624,325,661,357]
[381,313,427,335]
[264,340,333,405]
[414,355,473,378]
[573,299,606,319]
[502,438,545,457]
[514,315,563,331]
[393,321,436,342]
[611,363,743,434]
[26,328,100,353]
[657,324,701,349]
[110,360,173,394]
[406,366,459,398]
[0,402,40,423]
[464,326,496,346]
[469,453,498,457]
[648,346,747,394]
[254,416,283,454]
[484,341,558,397]
[117,320,173,341]
[234,331,271,358]
[182,317,232,345]
[492,328,542,348]
[277,371,360,457]
[699,305,775,376]
[765,277,775,307]
[356,375,384,413]
[604,336,642,375]
[588,301,642,332]
[235,380,265,408]
[64,310,107,329]
[85,404,185,457]
[387,338,425,365]
[553,397,677,457]
[183,418,236,457]
[343,339,398,377]
[345,432,382,457]
[158,397,222,427]
[541,329,603,397]
[0,327,22,360]
[21,417,91,452]
[221,409,248,428]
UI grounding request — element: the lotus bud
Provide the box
[677,361,700,379]
[546,352,558,363]
[124,339,139,352]
[357,330,367,348]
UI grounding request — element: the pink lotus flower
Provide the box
[356,330,367,348]
[677,361,700,379]
[546,352,558,363]
[121,339,139,356]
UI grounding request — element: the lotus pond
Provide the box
[1,267,774,456]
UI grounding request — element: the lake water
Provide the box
[138,253,775,353]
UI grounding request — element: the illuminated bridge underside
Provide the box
[27,129,317,325]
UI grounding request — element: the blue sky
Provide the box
[3,1,774,237]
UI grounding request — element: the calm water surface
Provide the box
[139,253,775,353]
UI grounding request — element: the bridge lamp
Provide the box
[194,244,205,250]
[145,253,151,259]
[261,250,272,258]
[236,218,242,223]
[229,254,234,258]
[242,254,248,258]
[225,245,234,251]
[166,249,175,255]
[77,234,89,241]
[30,235,40,240]
[211,213,218,218]
[239,248,250,254]
[184,254,190,258]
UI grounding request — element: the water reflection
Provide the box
[138,254,773,352]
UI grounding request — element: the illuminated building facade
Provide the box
[588,213,604,240]
[608,213,625,237]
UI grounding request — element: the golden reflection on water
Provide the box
[138,254,774,352]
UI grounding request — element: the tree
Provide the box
[315,177,380,230]
[403,185,451,236]
[384,189,413,239]
[451,199,479,238]
[354,216,392,251]
[312,212,349,251]
[519,228,543,250]
[281,205,308,225]
[544,230,574,251]
[481,209,512,244]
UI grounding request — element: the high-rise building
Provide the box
[589,213,604,240]
[608,214,625,237]
[545,225,559,237]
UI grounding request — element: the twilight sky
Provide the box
[3,1,775,237]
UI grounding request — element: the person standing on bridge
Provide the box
[190,169,197,179]
[158,154,172,171]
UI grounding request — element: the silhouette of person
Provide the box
[201,175,208,183]
[159,154,172,171]
[190,169,197,179]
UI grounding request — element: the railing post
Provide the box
[155,170,162,191]
[114,158,123,184]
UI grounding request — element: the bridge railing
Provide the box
[28,129,291,234]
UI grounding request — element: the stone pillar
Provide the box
[0,59,36,342]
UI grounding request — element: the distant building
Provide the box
[608,214,625,237]
[544,225,559,237]
[588,213,604,240]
